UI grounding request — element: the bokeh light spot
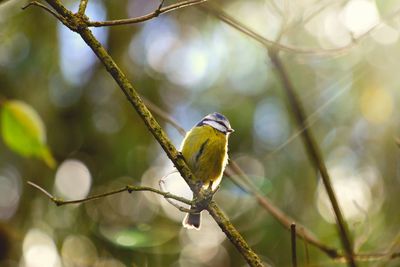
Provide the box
[323,9,351,47]
[55,159,92,200]
[165,41,212,89]
[23,229,61,267]
[341,0,380,36]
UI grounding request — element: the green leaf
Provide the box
[1,100,56,168]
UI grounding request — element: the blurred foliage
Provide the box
[1,0,400,266]
[1,100,56,168]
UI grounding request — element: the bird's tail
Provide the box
[182,207,201,230]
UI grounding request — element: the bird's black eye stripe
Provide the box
[214,120,228,129]
[196,118,229,132]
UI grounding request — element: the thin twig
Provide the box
[155,0,166,16]
[372,232,400,267]
[27,180,192,206]
[27,181,54,199]
[87,0,207,27]
[275,0,290,42]
[22,1,66,23]
[77,0,88,16]
[200,3,400,56]
[291,223,298,267]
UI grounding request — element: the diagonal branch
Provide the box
[225,165,341,258]
[268,50,356,267]
[35,1,266,266]
[202,3,357,266]
[87,0,207,27]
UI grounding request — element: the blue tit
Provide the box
[180,112,234,230]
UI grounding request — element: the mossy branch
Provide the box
[26,1,266,266]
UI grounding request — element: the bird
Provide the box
[180,112,234,230]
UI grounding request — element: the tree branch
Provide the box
[268,50,356,267]
[77,0,88,16]
[226,162,341,258]
[202,3,357,266]
[291,223,297,267]
[36,1,266,266]
[87,0,207,27]
[200,3,400,56]
[22,1,66,23]
[27,181,192,207]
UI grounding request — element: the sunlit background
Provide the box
[1,0,400,266]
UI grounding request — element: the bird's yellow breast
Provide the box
[181,125,228,188]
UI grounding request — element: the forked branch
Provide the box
[87,0,207,27]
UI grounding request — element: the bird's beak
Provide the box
[227,128,234,133]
